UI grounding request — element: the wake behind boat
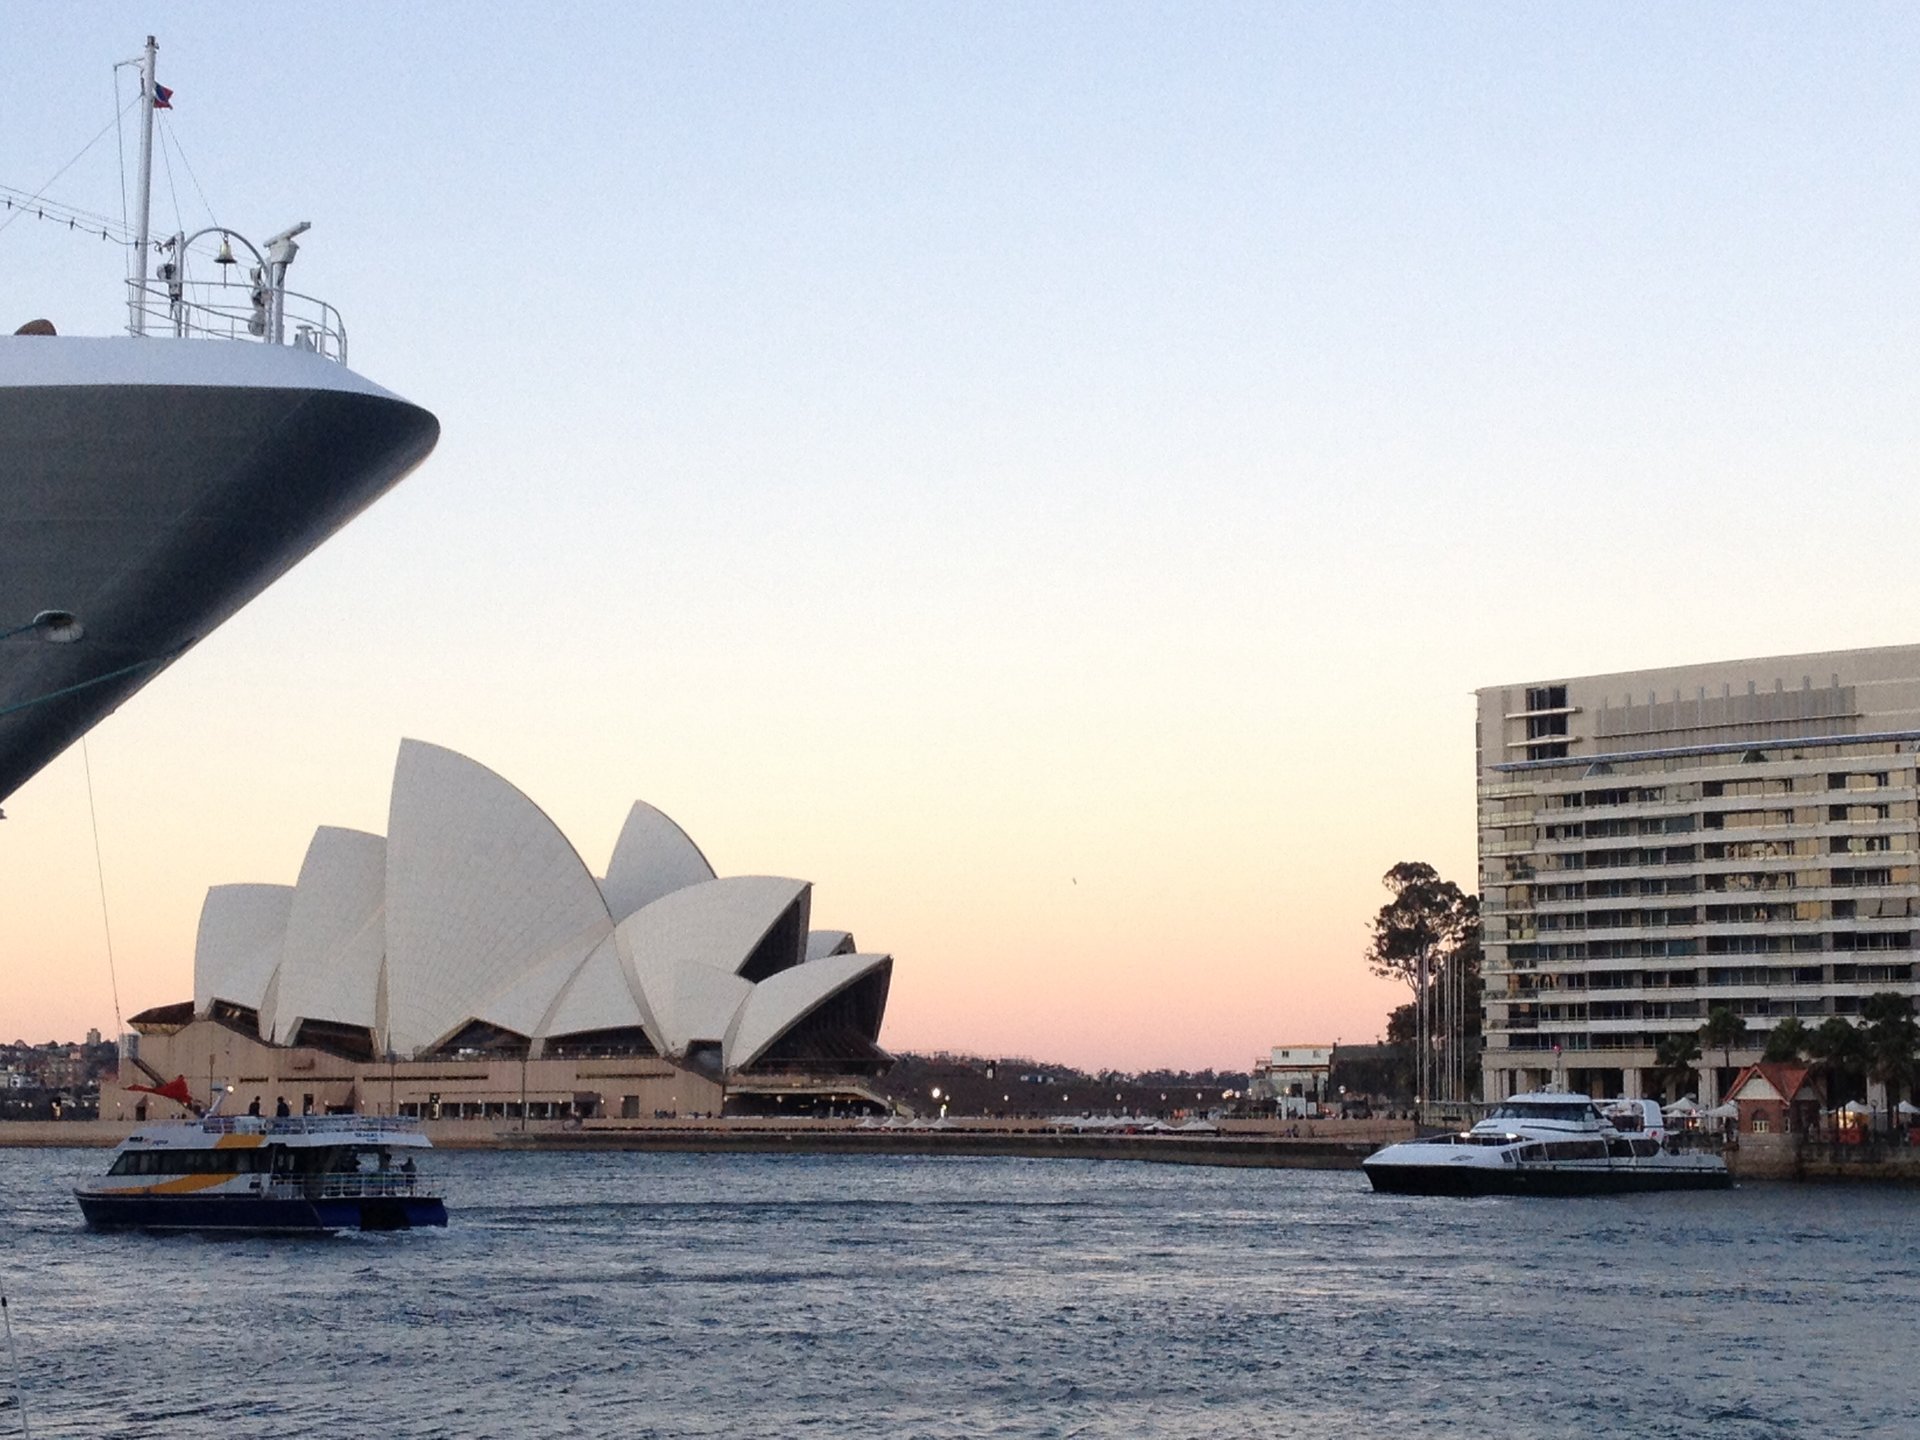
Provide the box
[1362,1092,1731,1196]
[75,1109,447,1233]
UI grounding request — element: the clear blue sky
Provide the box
[8,5,1920,1066]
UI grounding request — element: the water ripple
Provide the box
[1,1152,1915,1438]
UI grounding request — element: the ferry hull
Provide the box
[1363,1163,1732,1197]
[75,1190,448,1233]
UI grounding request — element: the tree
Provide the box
[1366,863,1470,990]
[1437,895,1485,1099]
[1654,1030,1701,1101]
[1860,992,1920,1128]
[1698,1006,1748,1073]
[1383,1002,1418,1099]
[1808,1016,1866,1109]
[1365,862,1478,1104]
[1762,1017,1811,1065]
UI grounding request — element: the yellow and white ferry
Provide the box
[75,1108,447,1233]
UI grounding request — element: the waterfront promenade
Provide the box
[11,1114,1918,1180]
[0,1114,1404,1169]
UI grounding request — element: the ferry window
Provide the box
[1491,1102,1595,1123]
[108,1155,135,1175]
[1546,1140,1607,1161]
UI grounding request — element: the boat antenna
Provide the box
[0,1290,30,1440]
[129,34,157,336]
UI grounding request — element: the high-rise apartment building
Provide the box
[1477,645,1920,1104]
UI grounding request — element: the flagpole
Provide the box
[129,35,157,336]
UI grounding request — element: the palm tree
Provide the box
[1698,1006,1748,1098]
[1762,1016,1811,1065]
[1808,1016,1866,1120]
[1653,1030,1702,1102]
[1861,992,1920,1134]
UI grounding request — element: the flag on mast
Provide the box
[152,82,174,109]
[126,1075,194,1108]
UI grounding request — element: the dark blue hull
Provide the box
[76,1191,448,1233]
[1364,1162,1731,1196]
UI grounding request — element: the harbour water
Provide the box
[1,1149,1915,1438]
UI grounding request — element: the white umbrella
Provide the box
[1663,1097,1700,1116]
[1705,1101,1739,1120]
[1841,1100,1872,1116]
[1898,1101,1920,1118]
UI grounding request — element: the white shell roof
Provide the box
[471,935,605,1041]
[382,739,612,1055]
[534,932,657,1048]
[182,739,889,1070]
[806,930,856,961]
[613,875,810,977]
[193,883,295,1016]
[265,826,386,1045]
[725,952,891,1071]
[626,950,754,1053]
[601,800,716,921]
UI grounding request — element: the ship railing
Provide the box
[125,277,348,363]
[198,1113,422,1137]
[263,1173,433,1202]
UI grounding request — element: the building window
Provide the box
[1526,685,1569,712]
[1751,1115,1771,1134]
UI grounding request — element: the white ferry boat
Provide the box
[75,1112,448,1233]
[1362,1092,1731,1196]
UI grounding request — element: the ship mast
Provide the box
[129,34,157,336]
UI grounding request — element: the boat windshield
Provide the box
[1487,1102,1596,1123]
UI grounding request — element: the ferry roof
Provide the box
[121,1113,430,1150]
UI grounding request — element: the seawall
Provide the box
[0,1119,131,1147]
[1727,1133,1920,1185]
[21,1116,1915,1182]
[0,1116,1393,1169]
[492,1126,1376,1168]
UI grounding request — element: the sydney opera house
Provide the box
[117,740,894,1123]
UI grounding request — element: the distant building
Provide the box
[1478,645,1920,1105]
[1249,1044,1332,1116]
[1725,1062,1822,1138]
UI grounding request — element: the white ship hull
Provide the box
[1363,1139,1732,1195]
[1363,1092,1733,1196]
